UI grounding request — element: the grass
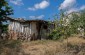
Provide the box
[0,36,85,55]
[0,40,21,55]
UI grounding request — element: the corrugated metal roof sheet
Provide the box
[6,16,48,23]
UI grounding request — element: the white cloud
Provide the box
[29,15,44,19]
[28,0,49,11]
[66,8,79,14]
[59,0,76,10]
[28,8,36,11]
[80,5,85,10]
[66,5,85,14]
[10,0,24,6]
[59,0,85,14]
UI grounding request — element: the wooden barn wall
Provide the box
[8,21,54,40]
[40,24,49,39]
[8,21,39,40]
[31,22,38,38]
[8,21,31,40]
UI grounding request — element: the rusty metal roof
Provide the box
[6,16,48,23]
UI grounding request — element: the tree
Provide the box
[48,9,85,40]
[0,0,13,35]
[48,12,70,40]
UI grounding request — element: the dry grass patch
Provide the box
[0,36,85,55]
[21,40,64,55]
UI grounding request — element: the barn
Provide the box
[7,17,54,41]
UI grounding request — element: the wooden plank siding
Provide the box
[8,21,31,40]
[6,17,55,41]
[8,21,46,41]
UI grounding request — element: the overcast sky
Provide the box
[7,0,85,20]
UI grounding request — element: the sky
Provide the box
[7,0,85,20]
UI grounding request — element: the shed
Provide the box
[7,17,52,41]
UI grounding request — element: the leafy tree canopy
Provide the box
[0,0,13,23]
[0,0,13,33]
